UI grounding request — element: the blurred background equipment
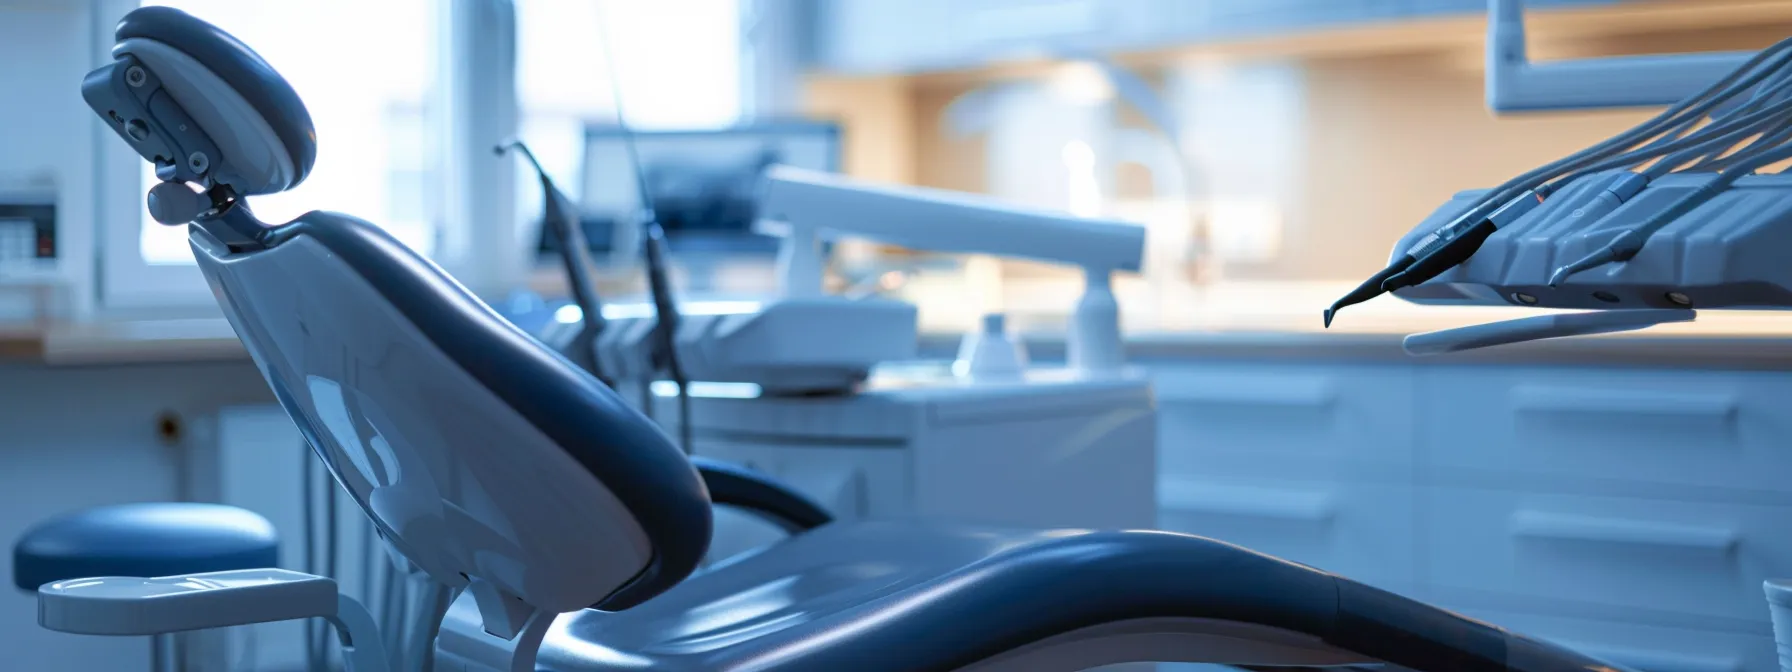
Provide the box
[567,121,839,267]
[0,179,65,326]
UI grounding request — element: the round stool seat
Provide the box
[13,503,279,592]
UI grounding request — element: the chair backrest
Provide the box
[88,4,710,616]
[190,208,712,613]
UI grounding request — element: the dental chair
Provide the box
[42,7,1640,671]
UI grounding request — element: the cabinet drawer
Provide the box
[1421,488,1792,626]
[1158,474,1415,592]
[1153,363,1415,481]
[1442,606,1775,672]
[695,441,910,522]
[1417,366,1792,497]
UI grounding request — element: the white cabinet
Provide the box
[1152,362,1418,593]
[1154,362,1415,481]
[1149,358,1792,671]
[809,0,958,74]
[1416,366,1792,502]
[1441,605,1776,672]
[1160,475,1417,593]
[662,372,1159,531]
[804,0,1632,75]
[1421,487,1792,628]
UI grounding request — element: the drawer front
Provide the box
[1153,362,1415,481]
[1442,606,1776,672]
[1158,473,1416,592]
[912,395,1158,531]
[1417,366,1792,497]
[1421,487,1792,625]
[695,440,911,522]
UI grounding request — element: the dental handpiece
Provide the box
[1323,190,1542,328]
[497,141,611,381]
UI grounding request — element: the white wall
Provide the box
[0,2,98,318]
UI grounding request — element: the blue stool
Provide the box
[14,502,280,671]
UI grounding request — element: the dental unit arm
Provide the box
[759,165,1145,374]
[593,165,1147,394]
[1331,0,1792,355]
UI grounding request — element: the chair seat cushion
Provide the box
[536,521,1624,672]
[13,503,279,591]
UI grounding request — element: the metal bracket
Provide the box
[434,588,551,672]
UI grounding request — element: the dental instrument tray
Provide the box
[593,296,919,395]
[1392,170,1792,312]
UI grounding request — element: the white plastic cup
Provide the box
[953,313,1027,380]
[1764,579,1792,671]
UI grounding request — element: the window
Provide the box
[97,0,741,309]
[99,0,441,308]
[512,0,741,224]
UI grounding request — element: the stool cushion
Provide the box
[13,503,279,591]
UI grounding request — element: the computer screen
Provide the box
[556,120,841,256]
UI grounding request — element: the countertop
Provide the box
[0,318,251,366]
[7,281,1792,369]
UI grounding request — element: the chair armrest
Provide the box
[39,568,389,672]
[692,456,834,533]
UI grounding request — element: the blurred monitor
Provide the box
[550,120,841,260]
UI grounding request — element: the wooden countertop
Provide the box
[5,279,1791,368]
[0,318,250,367]
[7,310,1792,370]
